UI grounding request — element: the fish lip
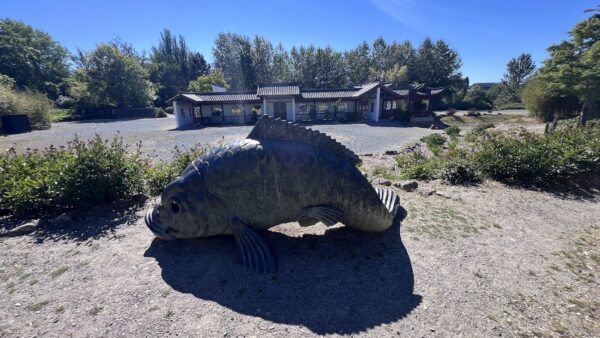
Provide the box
[145,208,173,240]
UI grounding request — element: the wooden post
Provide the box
[221,103,224,124]
[242,102,246,124]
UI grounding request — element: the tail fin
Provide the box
[375,187,400,217]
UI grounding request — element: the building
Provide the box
[167,81,445,128]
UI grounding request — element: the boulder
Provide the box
[0,219,41,237]
[394,180,418,192]
[384,150,399,155]
[374,178,392,186]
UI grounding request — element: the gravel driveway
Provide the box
[0,116,436,160]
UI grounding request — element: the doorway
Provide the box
[273,102,287,120]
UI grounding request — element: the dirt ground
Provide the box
[1,162,599,337]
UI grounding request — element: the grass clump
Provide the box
[440,159,479,185]
[0,79,52,128]
[155,108,167,118]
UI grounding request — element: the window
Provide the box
[358,100,368,112]
[384,100,398,110]
[370,102,375,112]
[211,106,222,116]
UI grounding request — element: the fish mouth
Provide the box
[145,207,173,240]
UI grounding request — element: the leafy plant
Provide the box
[445,125,461,138]
[440,159,480,185]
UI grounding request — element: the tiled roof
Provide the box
[352,82,380,97]
[176,92,259,103]
[301,89,358,99]
[168,83,445,104]
[257,84,300,96]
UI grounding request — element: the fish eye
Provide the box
[170,201,180,214]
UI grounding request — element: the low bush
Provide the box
[0,135,205,218]
[440,159,480,185]
[445,125,461,138]
[471,125,600,183]
[422,133,446,148]
[165,106,174,114]
[0,135,146,217]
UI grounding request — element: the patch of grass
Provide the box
[160,290,171,298]
[26,300,49,311]
[165,309,175,318]
[474,271,484,278]
[148,305,159,312]
[55,306,65,314]
[29,279,38,285]
[50,266,69,279]
[88,306,103,316]
[370,164,389,178]
[440,113,523,126]
[405,204,484,238]
[49,108,75,122]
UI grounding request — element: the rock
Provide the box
[0,220,41,237]
[435,190,462,201]
[429,124,438,129]
[375,178,391,186]
[361,153,373,157]
[384,150,399,155]
[394,180,418,192]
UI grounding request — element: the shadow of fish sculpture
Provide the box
[145,116,400,273]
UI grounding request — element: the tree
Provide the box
[150,29,209,106]
[0,19,69,100]
[272,43,291,82]
[72,42,154,109]
[535,13,600,124]
[345,41,371,85]
[188,69,229,92]
[522,75,580,122]
[251,36,274,85]
[495,53,536,105]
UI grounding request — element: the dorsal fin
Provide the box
[247,116,360,165]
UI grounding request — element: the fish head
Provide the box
[145,171,229,240]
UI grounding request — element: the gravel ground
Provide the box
[0,168,598,337]
[0,116,437,160]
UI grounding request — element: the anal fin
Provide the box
[230,217,277,274]
[302,205,344,227]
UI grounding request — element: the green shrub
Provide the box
[403,158,444,180]
[440,159,480,185]
[155,108,167,118]
[0,135,146,217]
[165,106,174,114]
[471,125,600,183]
[445,126,461,138]
[422,133,446,148]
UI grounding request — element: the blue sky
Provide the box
[1,0,595,83]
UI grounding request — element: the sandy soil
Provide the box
[1,167,598,337]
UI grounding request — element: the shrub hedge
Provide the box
[396,120,600,185]
[0,135,204,218]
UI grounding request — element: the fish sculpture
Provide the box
[145,116,400,273]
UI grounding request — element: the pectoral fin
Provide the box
[302,205,344,227]
[229,217,277,274]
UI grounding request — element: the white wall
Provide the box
[174,101,194,128]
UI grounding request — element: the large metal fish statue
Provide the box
[145,116,400,273]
